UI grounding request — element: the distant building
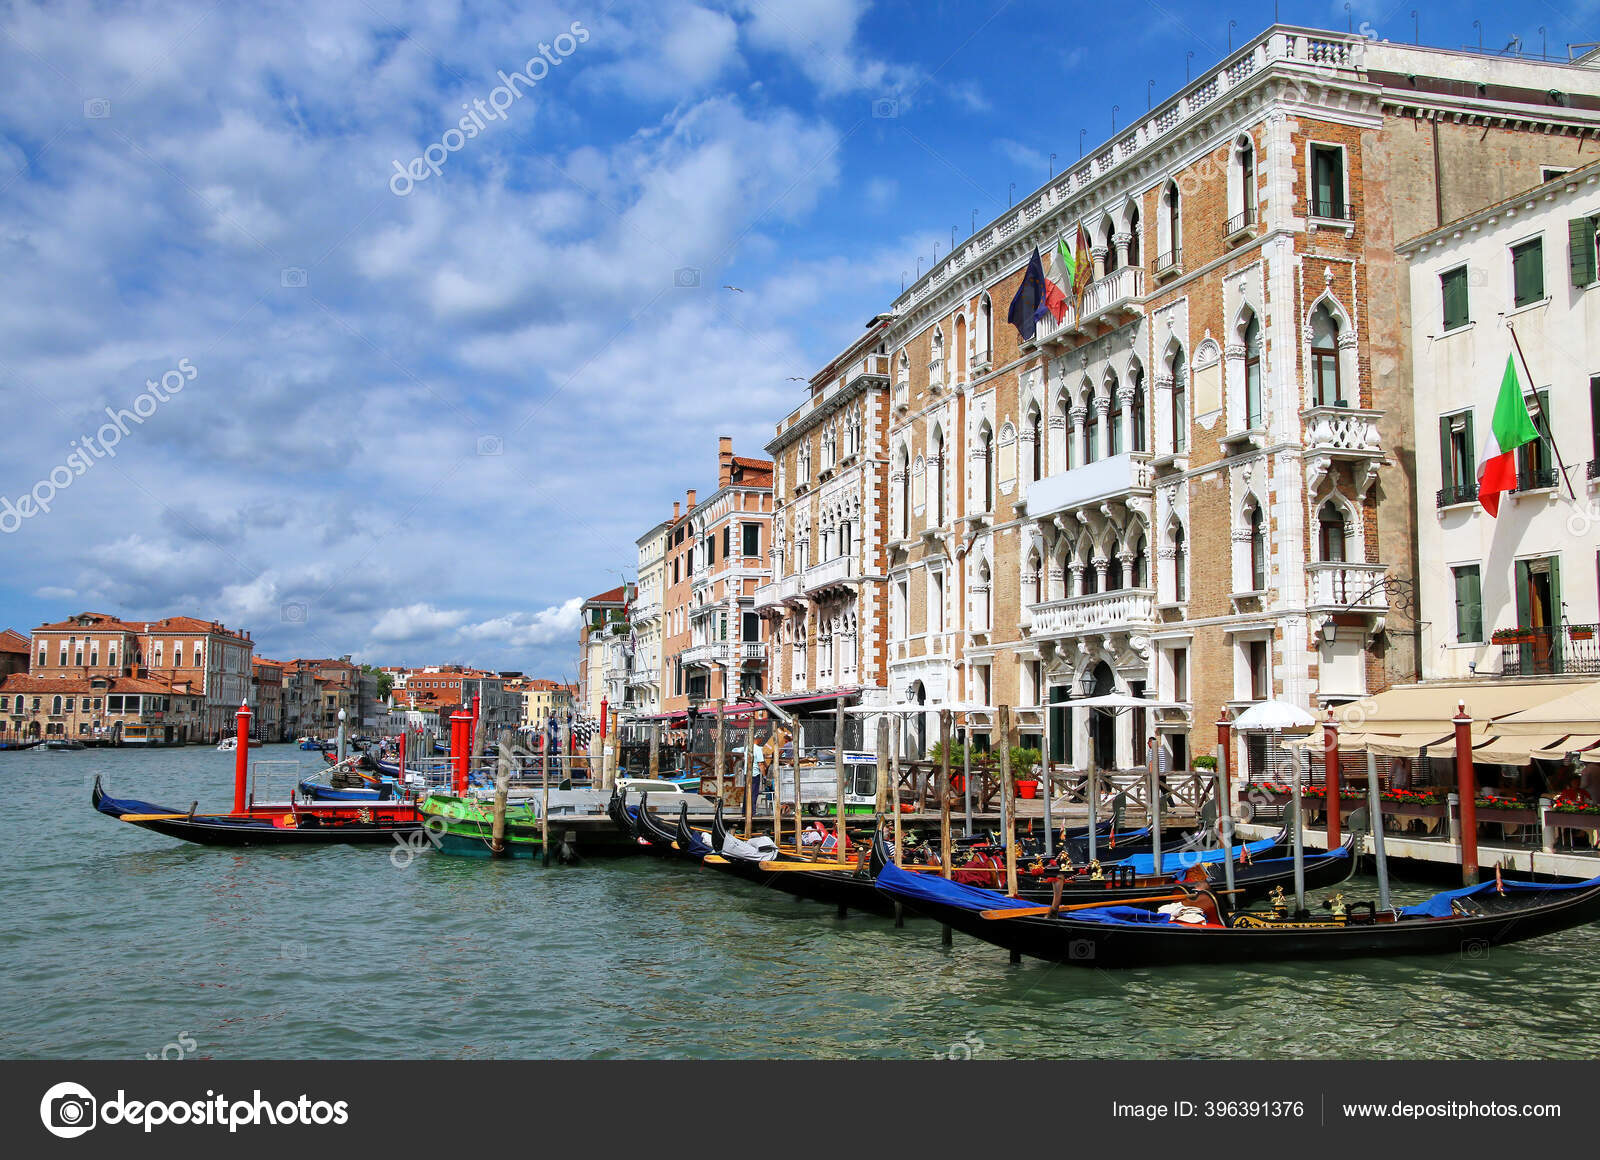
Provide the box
[578,585,631,722]
[250,658,285,741]
[0,629,29,680]
[0,673,204,744]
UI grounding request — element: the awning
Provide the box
[1486,681,1600,735]
[1471,734,1567,765]
[1278,731,1375,751]
[1363,731,1456,758]
[1335,681,1574,734]
[1541,733,1600,757]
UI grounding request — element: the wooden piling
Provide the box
[743,720,757,838]
[648,723,660,779]
[1000,705,1017,896]
[834,705,848,864]
[939,709,952,879]
[714,698,727,804]
[491,728,512,855]
[875,715,890,828]
[891,716,903,867]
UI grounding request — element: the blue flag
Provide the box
[1007,247,1047,342]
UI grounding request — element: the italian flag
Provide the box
[1038,237,1073,322]
[1476,354,1541,517]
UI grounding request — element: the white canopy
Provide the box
[841,702,992,715]
[1071,693,1190,711]
[1233,699,1319,734]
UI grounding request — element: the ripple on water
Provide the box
[5,745,1600,1058]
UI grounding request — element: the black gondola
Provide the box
[674,802,714,858]
[93,776,424,847]
[875,850,1600,968]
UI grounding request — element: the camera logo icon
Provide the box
[476,434,504,456]
[83,98,111,119]
[280,267,308,288]
[40,1081,97,1139]
[871,96,899,118]
[673,266,700,289]
[1067,938,1095,961]
[1461,938,1490,960]
[281,601,308,623]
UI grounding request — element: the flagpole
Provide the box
[1507,323,1577,500]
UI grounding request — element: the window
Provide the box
[743,612,760,642]
[1512,237,1545,308]
[1568,214,1599,288]
[1249,506,1267,591]
[1544,167,1570,182]
[895,579,909,638]
[1083,551,1099,595]
[976,295,993,366]
[153,644,162,667]
[1248,640,1269,700]
[980,426,994,511]
[1243,314,1263,428]
[89,644,98,667]
[1133,535,1148,587]
[1591,376,1600,462]
[1158,181,1181,267]
[1516,389,1554,489]
[743,522,760,557]
[1441,266,1470,331]
[52,695,62,714]
[1171,647,1189,701]
[1310,305,1342,406]
[1028,407,1043,480]
[1438,410,1476,505]
[932,428,946,526]
[1317,501,1347,563]
[1083,395,1099,464]
[723,525,732,561]
[1173,525,1187,601]
[39,646,46,668]
[1130,370,1146,453]
[1453,565,1483,643]
[930,570,945,633]
[899,449,911,538]
[1168,349,1187,453]
[58,644,66,667]
[839,519,852,557]
[1310,144,1346,218]
[65,697,74,712]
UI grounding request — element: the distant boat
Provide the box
[215,737,262,751]
[43,739,86,751]
[0,739,44,752]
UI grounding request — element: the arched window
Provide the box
[1107,372,1123,456]
[1169,347,1187,454]
[954,316,967,381]
[839,518,851,558]
[1129,368,1146,453]
[52,695,62,714]
[1318,501,1347,562]
[1028,549,1043,605]
[932,427,946,526]
[931,327,945,386]
[980,424,994,511]
[1160,181,1181,265]
[1127,205,1141,267]
[1101,219,1116,275]
[1244,314,1263,428]
[1106,553,1124,591]
[1083,391,1100,464]
[1249,505,1267,590]
[1233,134,1256,228]
[1028,406,1043,481]
[1058,390,1075,471]
[976,561,992,631]
[898,448,910,538]
[1132,534,1149,587]
[977,295,993,366]
[1083,551,1099,595]
[1311,305,1342,406]
[1173,525,1188,601]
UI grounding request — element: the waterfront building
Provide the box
[627,518,671,721]
[820,25,1600,777]
[759,330,895,741]
[577,585,630,722]
[0,673,204,743]
[0,629,29,680]
[1399,159,1600,683]
[250,658,285,741]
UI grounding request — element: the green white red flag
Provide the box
[1476,354,1541,517]
[1039,237,1073,322]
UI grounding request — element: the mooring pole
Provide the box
[492,728,512,856]
[1454,701,1479,884]
[233,701,251,814]
[649,722,660,779]
[1216,708,1235,896]
[743,719,757,838]
[939,709,953,879]
[1149,732,1162,877]
[1291,742,1307,913]
[1042,699,1054,857]
[962,716,973,837]
[714,698,727,804]
[1323,708,1342,849]
[891,716,903,867]
[1366,748,1392,910]
[875,715,890,822]
[1000,705,1018,896]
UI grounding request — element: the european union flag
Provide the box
[1006,246,1047,342]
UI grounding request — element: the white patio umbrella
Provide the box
[1231,698,1317,910]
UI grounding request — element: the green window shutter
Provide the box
[1551,556,1563,627]
[1513,239,1545,306]
[1462,411,1476,482]
[1515,559,1531,629]
[1439,414,1454,489]
[1455,567,1483,643]
[1570,217,1597,288]
[1441,267,1469,330]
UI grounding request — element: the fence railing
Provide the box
[1497,624,1600,677]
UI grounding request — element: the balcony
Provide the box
[626,666,659,688]
[1026,589,1155,638]
[1154,248,1183,282]
[682,641,765,668]
[1310,195,1352,222]
[1497,624,1600,677]
[1023,451,1154,520]
[1587,458,1599,482]
[1515,464,1559,493]
[1306,562,1387,613]
[753,573,802,610]
[803,554,856,595]
[630,599,661,624]
[1035,267,1144,346]
[1223,205,1256,242]
[1437,481,1478,509]
[1302,403,1385,498]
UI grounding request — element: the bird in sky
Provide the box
[722,285,743,292]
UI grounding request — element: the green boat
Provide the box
[420,793,544,857]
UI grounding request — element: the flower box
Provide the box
[1546,808,1600,834]
[1469,806,1537,827]
[1570,629,1595,642]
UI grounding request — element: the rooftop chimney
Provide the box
[686,488,697,510]
[672,500,680,520]
[718,435,733,487]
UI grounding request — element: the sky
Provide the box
[1,0,1593,681]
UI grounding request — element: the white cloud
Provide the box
[372,603,470,643]
[458,598,584,647]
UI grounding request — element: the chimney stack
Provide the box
[718,435,733,487]
[687,488,697,510]
[673,501,680,520]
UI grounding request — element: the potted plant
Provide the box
[1010,746,1042,799]
[1570,627,1594,642]
[1192,754,1218,773]
[1491,627,1532,645]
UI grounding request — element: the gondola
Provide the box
[874,850,1600,968]
[92,776,424,847]
[698,803,899,917]
[674,802,715,858]
[0,739,44,751]
[879,830,1356,910]
[418,792,543,857]
[633,792,705,861]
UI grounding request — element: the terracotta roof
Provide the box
[0,674,196,695]
[585,585,628,605]
[732,455,773,470]
[33,613,143,634]
[143,616,251,641]
[0,629,29,654]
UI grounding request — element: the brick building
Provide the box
[0,674,203,744]
[0,629,29,680]
[779,26,1600,774]
[250,658,285,741]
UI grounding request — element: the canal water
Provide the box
[4,745,1599,1060]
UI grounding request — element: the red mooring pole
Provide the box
[1323,708,1341,849]
[397,729,407,781]
[233,701,251,814]
[452,709,472,795]
[1215,707,1233,830]
[1454,701,1479,884]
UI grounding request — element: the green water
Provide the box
[4,745,1599,1060]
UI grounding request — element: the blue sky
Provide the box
[0,0,1592,679]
